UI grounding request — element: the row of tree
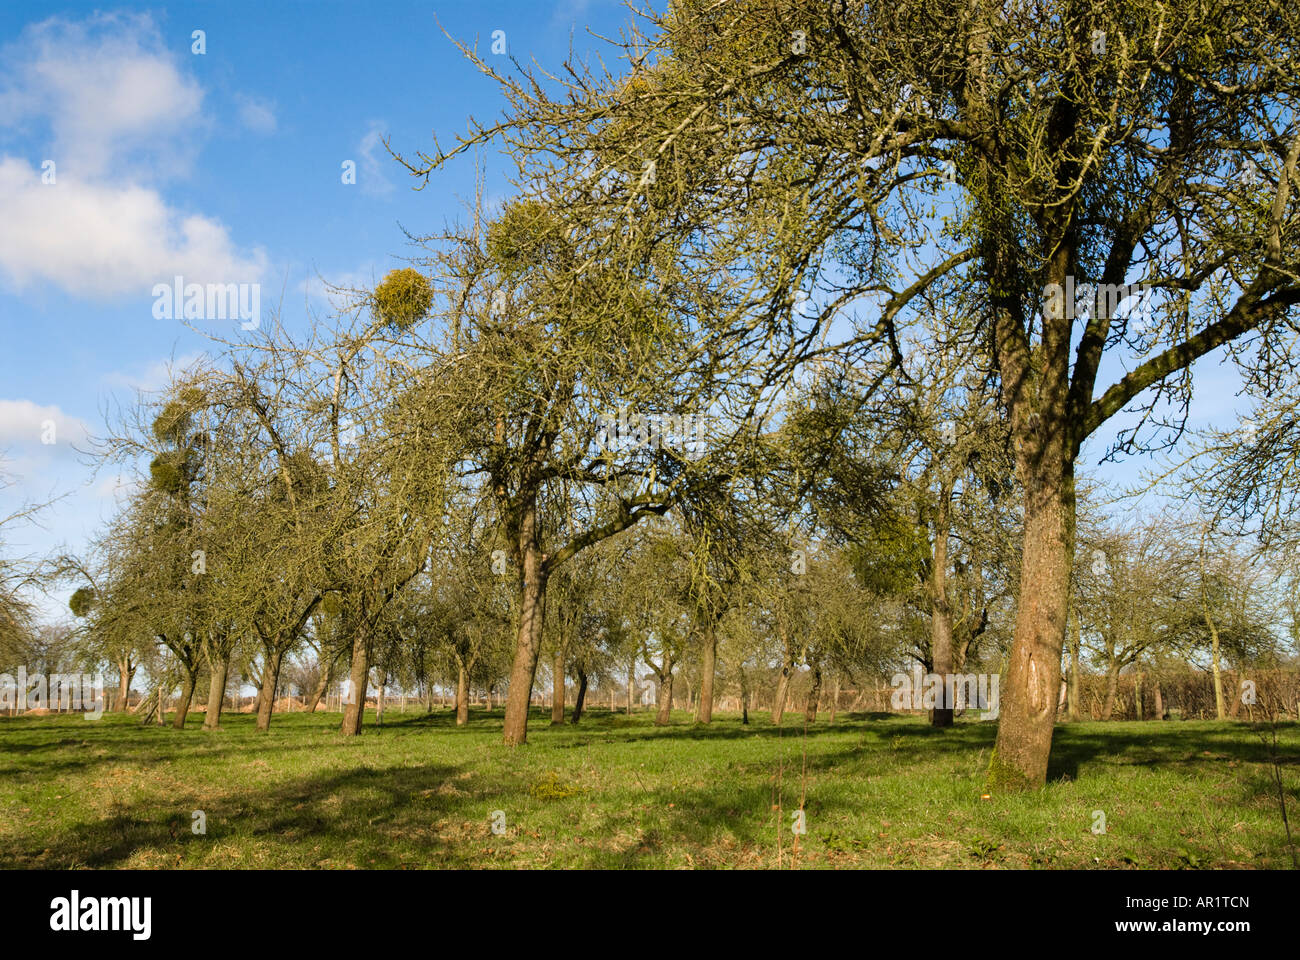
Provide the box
[4,1,1300,793]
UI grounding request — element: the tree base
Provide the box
[986,747,1042,793]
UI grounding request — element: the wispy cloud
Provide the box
[236,93,277,135]
[0,157,267,298]
[0,399,90,454]
[357,122,395,197]
[0,12,204,180]
[0,14,266,300]
[102,352,207,395]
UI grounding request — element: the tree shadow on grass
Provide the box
[1046,721,1299,782]
[573,773,875,868]
[1231,768,1300,868]
[578,781,809,867]
[6,759,470,869]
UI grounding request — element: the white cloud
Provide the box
[358,122,394,197]
[236,93,277,135]
[0,399,89,452]
[0,156,266,297]
[0,14,265,300]
[0,401,92,501]
[0,12,204,180]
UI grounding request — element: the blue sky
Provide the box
[0,0,1253,623]
[0,0,634,619]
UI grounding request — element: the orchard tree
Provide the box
[381,180,777,746]
[422,0,1300,786]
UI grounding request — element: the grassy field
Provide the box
[0,708,1295,869]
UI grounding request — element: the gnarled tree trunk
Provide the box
[695,619,717,724]
[341,624,370,736]
[654,654,674,726]
[204,655,228,730]
[256,647,284,732]
[307,652,338,714]
[502,519,548,746]
[989,445,1075,790]
[931,485,955,727]
[172,669,196,729]
[1101,660,1121,721]
[455,661,469,725]
[1067,609,1082,721]
[550,646,565,725]
[740,665,749,725]
[571,668,588,724]
[115,656,134,712]
[982,133,1078,789]
[804,662,822,724]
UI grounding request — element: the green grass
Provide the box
[0,708,1295,868]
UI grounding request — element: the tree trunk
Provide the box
[771,642,796,726]
[989,451,1075,791]
[931,486,955,727]
[550,645,565,725]
[1200,539,1227,720]
[204,655,228,730]
[307,657,335,714]
[341,623,370,736]
[982,165,1079,789]
[829,674,839,723]
[502,525,548,746]
[695,619,717,724]
[626,662,636,715]
[654,657,674,726]
[571,668,588,724]
[1101,660,1121,721]
[1207,609,1226,720]
[771,680,788,724]
[1133,668,1143,720]
[171,668,196,729]
[456,661,469,725]
[804,662,822,724]
[256,647,284,732]
[1067,608,1082,721]
[1154,680,1164,719]
[376,676,386,725]
[740,665,749,725]
[251,656,267,717]
[115,656,134,712]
